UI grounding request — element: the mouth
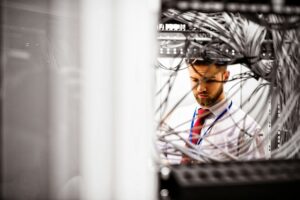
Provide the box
[198,94,209,99]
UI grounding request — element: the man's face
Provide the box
[188,63,229,107]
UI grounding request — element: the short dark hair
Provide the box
[185,58,228,68]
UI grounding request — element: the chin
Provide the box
[198,99,213,107]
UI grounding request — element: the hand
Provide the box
[180,154,192,164]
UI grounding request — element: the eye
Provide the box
[191,78,198,82]
[206,79,216,83]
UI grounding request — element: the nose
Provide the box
[197,80,207,92]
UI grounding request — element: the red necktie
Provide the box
[191,108,210,144]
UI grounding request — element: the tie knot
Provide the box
[197,108,210,120]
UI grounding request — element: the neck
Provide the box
[216,92,225,104]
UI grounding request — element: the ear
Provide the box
[223,70,230,82]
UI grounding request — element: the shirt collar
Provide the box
[200,97,230,117]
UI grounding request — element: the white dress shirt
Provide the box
[161,97,267,163]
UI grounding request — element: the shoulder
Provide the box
[229,104,262,132]
[165,104,197,129]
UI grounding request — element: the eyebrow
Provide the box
[190,75,217,79]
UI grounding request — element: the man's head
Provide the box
[187,60,230,107]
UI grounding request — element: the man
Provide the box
[179,59,266,164]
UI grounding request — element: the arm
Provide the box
[237,127,267,160]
